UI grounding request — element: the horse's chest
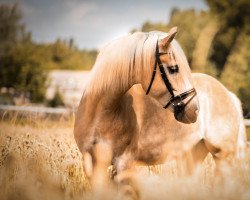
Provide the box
[137,122,201,164]
[137,125,169,164]
[95,106,138,156]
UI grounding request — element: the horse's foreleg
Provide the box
[204,139,235,175]
[83,151,94,178]
[114,152,140,200]
[205,139,236,186]
[213,150,235,177]
[211,152,235,188]
[92,142,113,189]
[82,141,113,193]
[189,139,210,173]
[176,139,209,176]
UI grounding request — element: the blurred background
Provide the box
[0,0,249,118]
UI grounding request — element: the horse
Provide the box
[74,27,199,175]
[127,74,246,175]
[74,27,246,186]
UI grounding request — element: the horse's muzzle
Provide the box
[174,101,199,124]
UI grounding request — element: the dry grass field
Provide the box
[0,115,250,200]
[246,127,250,140]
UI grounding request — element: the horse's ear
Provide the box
[160,27,178,48]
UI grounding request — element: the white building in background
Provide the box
[46,70,90,108]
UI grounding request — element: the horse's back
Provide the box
[192,73,245,156]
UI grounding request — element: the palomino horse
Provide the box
[74,28,246,182]
[127,74,246,175]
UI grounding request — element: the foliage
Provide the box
[47,88,64,107]
[206,0,250,115]
[0,3,97,104]
[191,20,218,75]
[1,43,48,102]
[206,0,250,27]
[221,29,250,114]
[0,3,30,55]
[206,0,250,75]
[0,93,14,105]
[0,3,46,103]
[49,38,97,70]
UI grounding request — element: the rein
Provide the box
[146,41,196,109]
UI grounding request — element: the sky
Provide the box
[2,0,207,49]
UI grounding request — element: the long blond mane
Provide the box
[84,31,190,96]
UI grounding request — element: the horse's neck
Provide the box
[75,66,137,128]
[74,70,136,152]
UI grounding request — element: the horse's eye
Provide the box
[168,65,179,74]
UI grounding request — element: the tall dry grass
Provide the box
[0,114,250,200]
[0,115,88,200]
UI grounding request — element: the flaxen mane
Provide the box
[84,31,191,96]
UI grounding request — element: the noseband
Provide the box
[146,41,197,109]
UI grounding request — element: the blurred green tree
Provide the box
[220,28,250,114]
[49,38,98,70]
[206,0,250,75]
[52,38,69,63]
[0,3,47,103]
[2,42,48,102]
[0,3,30,55]
[0,3,97,104]
[206,0,250,114]
[48,88,64,107]
[191,20,218,76]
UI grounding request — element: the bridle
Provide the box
[146,41,197,109]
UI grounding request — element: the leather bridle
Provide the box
[146,41,197,109]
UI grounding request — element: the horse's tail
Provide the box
[229,92,247,158]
